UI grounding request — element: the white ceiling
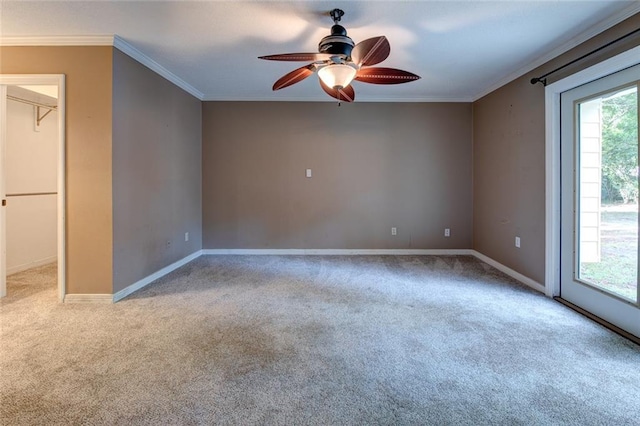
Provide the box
[1,1,639,102]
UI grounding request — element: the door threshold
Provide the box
[555,297,640,346]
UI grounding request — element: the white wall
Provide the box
[6,96,57,274]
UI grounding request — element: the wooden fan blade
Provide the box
[319,80,355,102]
[355,67,421,84]
[259,53,333,62]
[351,36,390,66]
[272,65,315,91]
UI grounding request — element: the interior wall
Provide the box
[473,13,640,284]
[202,102,472,250]
[0,46,114,294]
[112,49,202,293]
[5,97,57,274]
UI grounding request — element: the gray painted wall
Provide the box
[202,102,472,250]
[473,13,640,284]
[112,49,202,293]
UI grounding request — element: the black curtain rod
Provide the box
[531,26,640,86]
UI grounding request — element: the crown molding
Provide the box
[0,34,204,100]
[472,2,640,101]
[201,95,474,103]
[113,35,204,100]
[4,0,637,106]
[0,35,115,46]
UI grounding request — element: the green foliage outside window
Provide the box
[601,90,638,204]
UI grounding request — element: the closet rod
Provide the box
[6,192,57,197]
[6,95,57,110]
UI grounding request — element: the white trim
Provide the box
[0,85,6,298]
[0,35,115,46]
[471,251,545,294]
[200,248,544,293]
[544,45,640,299]
[202,248,475,256]
[113,36,204,100]
[473,2,640,101]
[7,257,57,276]
[60,248,544,302]
[474,3,640,101]
[201,96,474,103]
[64,294,113,303]
[56,76,66,303]
[0,74,65,86]
[2,0,638,105]
[545,85,561,298]
[0,36,204,100]
[112,250,203,302]
[0,74,66,302]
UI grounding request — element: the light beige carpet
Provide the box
[1,256,639,425]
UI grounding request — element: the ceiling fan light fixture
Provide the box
[259,9,420,101]
[318,64,357,89]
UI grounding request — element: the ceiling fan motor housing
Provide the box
[318,24,355,58]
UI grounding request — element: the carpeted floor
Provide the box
[1,255,639,425]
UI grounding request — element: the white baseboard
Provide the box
[64,294,113,303]
[470,250,546,294]
[202,248,544,294]
[202,249,475,256]
[112,250,203,302]
[62,248,543,303]
[7,256,57,276]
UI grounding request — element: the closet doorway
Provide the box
[0,75,66,302]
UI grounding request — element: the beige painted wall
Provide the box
[473,13,640,284]
[1,46,113,294]
[112,49,202,293]
[202,102,472,249]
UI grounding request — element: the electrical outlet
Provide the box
[306,169,312,178]
[391,227,397,236]
[185,232,189,242]
[515,236,521,248]
[444,228,450,237]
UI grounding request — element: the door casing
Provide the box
[544,45,640,297]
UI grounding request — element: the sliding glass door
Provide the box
[560,64,640,338]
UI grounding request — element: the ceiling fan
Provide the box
[259,8,420,102]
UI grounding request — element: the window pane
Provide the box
[578,86,638,303]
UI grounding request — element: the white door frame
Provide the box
[545,45,640,297]
[0,85,6,298]
[0,74,66,302]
